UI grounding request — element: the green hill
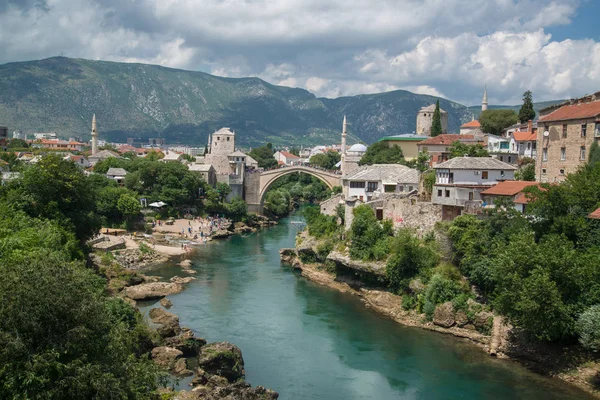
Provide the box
[468,100,565,121]
[0,57,474,146]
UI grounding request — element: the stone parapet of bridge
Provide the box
[245,166,342,214]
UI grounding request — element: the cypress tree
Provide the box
[589,140,600,167]
[518,90,536,122]
[431,100,442,137]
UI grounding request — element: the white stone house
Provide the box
[188,164,217,187]
[162,151,184,163]
[343,164,419,202]
[432,157,516,220]
[274,150,300,166]
[106,168,128,185]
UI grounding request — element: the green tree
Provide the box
[349,205,388,260]
[3,154,101,242]
[576,305,600,351]
[249,144,278,169]
[225,197,248,222]
[518,90,536,123]
[309,151,341,170]
[359,142,405,165]
[431,100,443,137]
[264,189,291,218]
[479,109,518,135]
[386,230,439,292]
[117,193,141,226]
[589,140,600,168]
[216,182,232,202]
[448,141,489,158]
[7,138,29,149]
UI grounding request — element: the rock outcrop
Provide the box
[149,308,181,337]
[151,346,183,370]
[160,297,173,308]
[197,342,245,383]
[164,328,207,356]
[170,276,196,285]
[179,259,193,268]
[124,282,183,300]
[433,302,455,328]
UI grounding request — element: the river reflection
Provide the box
[140,213,593,400]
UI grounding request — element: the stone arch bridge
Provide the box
[244,166,342,214]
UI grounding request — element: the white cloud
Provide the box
[0,0,594,104]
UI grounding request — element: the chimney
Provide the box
[527,119,533,133]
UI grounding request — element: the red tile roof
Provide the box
[588,207,600,220]
[279,151,299,159]
[418,134,477,146]
[539,101,600,122]
[461,120,481,128]
[480,181,540,199]
[513,131,537,142]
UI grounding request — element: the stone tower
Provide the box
[341,115,347,175]
[91,114,98,155]
[416,104,448,136]
[209,127,235,155]
[482,86,488,112]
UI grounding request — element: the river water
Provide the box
[142,214,592,399]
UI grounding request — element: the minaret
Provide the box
[341,115,347,176]
[482,86,488,112]
[91,114,98,155]
[207,133,212,154]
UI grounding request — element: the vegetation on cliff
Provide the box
[0,160,164,399]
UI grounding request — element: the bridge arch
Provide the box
[245,166,342,214]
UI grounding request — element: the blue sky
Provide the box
[0,0,599,106]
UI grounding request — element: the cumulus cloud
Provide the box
[0,0,595,104]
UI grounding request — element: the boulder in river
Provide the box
[433,302,455,328]
[180,259,193,268]
[173,358,194,377]
[160,297,173,308]
[124,282,183,300]
[149,307,181,338]
[182,269,197,275]
[151,346,183,370]
[197,342,245,383]
[164,328,207,356]
[212,229,232,239]
[170,276,196,285]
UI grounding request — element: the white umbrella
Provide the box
[149,201,167,208]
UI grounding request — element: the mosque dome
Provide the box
[348,143,367,153]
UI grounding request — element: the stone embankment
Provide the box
[281,239,497,352]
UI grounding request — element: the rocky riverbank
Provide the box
[281,231,600,399]
[91,243,279,398]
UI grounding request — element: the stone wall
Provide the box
[320,194,343,216]
[244,171,261,213]
[536,118,597,183]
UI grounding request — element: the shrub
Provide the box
[576,305,600,351]
[402,294,416,311]
[424,273,466,306]
[423,300,436,321]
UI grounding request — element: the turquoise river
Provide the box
[142,213,593,399]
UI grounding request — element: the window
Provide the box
[217,137,220,140]
[437,189,442,197]
[350,181,365,188]
[560,169,565,175]
[227,137,230,141]
[408,186,414,192]
[468,192,474,200]
[398,185,404,192]
[500,171,505,178]
[481,171,489,179]
[385,185,396,193]
[445,190,450,198]
[562,124,567,138]
[508,156,512,163]
[582,124,587,137]
[367,182,378,192]
[581,146,586,160]
[542,148,548,161]
[560,147,566,160]
[527,142,531,150]
[542,168,547,174]
[596,123,600,137]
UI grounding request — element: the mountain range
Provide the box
[0,57,561,147]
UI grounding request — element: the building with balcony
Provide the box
[342,164,419,202]
[432,157,516,220]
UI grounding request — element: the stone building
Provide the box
[536,93,600,183]
[342,164,419,202]
[376,134,429,160]
[416,104,448,136]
